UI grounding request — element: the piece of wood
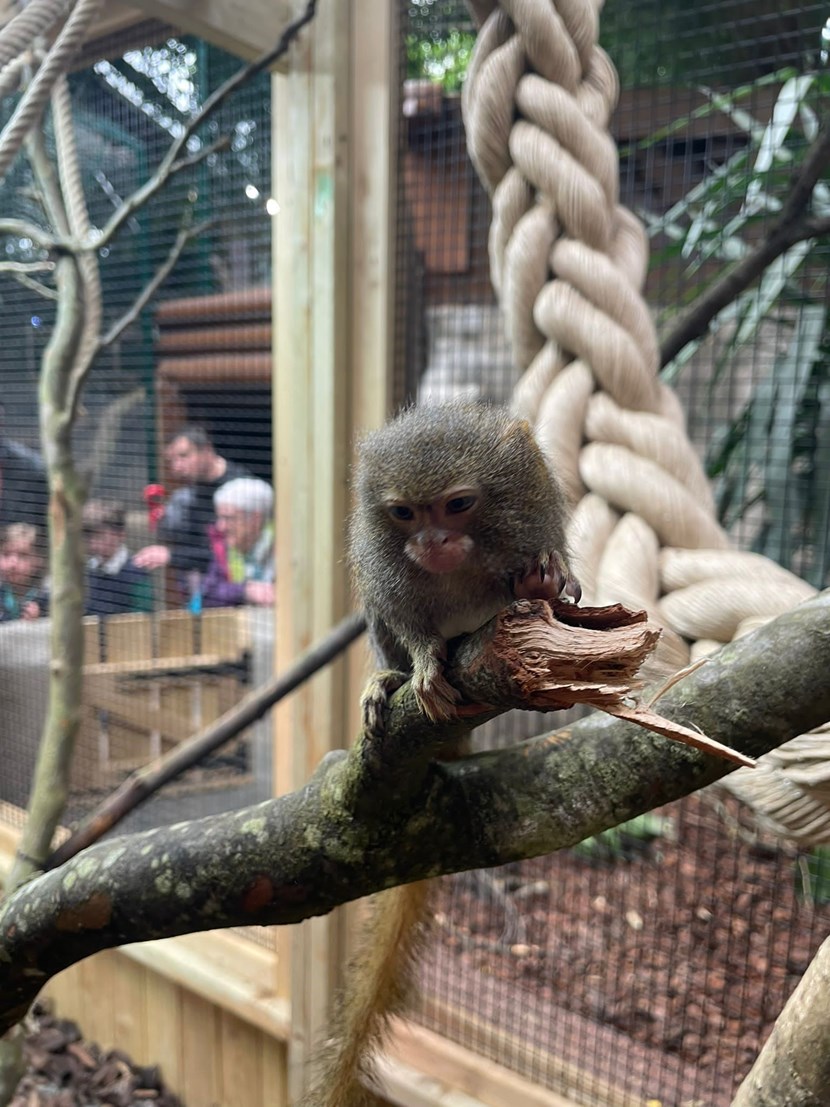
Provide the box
[378,1055,487,1107]
[124,932,290,1042]
[402,150,471,275]
[273,0,396,1092]
[262,1027,290,1106]
[83,673,205,744]
[83,652,238,677]
[180,990,222,1105]
[104,721,154,775]
[220,1011,265,1107]
[70,705,108,790]
[143,973,185,1093]
[111,955,149,1060]
[273,2,347,1089]
[103,612,153,663]
[156,322,272,354]
[350,0,397,431]
[125,0,296,62]
[156,287,272,325]
[156,610,195,657]
[157,353,272,382]
[82,618,102,664]
[77,611,251,783]
[201,607,250,654]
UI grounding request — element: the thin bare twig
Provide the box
[660,118,830,367]
[0,260,54,273]
[97,216,214,351]
[25,125,70,238]
[169,133,231,176]
[90,0,317,252]
[0,270,58,299]
[0,217,55,248]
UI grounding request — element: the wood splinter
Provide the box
[480,599,755,769]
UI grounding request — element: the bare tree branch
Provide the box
[7,252,86,892]
[0,269,58,299]
[0,217,55,249]
[0,260,54,273]
[660,117,830,367]
[24,124,70,239]
[0,259,56,298]
[0,592,828,1034]
[732,934,830,1105]
[168,133,232,176]
[89,0,317,252]
[97,216,213,352]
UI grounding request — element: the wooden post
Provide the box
[272,0,397,1099]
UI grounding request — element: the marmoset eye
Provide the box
[446,494,476,514]
[388,504,415,521]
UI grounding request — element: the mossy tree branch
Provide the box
[0,592,828,1035]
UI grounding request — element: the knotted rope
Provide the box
[462,0,828,842]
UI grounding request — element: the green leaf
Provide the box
[798,847,830,904]
[572,814,673,862]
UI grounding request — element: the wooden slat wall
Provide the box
[73,610,249,790]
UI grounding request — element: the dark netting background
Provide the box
[0,24,274,851]
[398,2,830,1105]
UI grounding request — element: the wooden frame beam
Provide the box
[115,0,296,61]
[271,0,397,1099]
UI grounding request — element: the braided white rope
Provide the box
[462,0,826,841]
[0,0,71,68]
[0,0,101,181]
[52,72,102,376]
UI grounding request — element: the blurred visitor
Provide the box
[202,477,275,608]
[83,499,153,617]
[133,426,250,609]
[0,523,48,621]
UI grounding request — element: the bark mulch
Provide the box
[12,1004,183,1107]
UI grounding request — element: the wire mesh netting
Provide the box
[0,25,275,841]
[397,1,830,1104]
[0,2,829,1103]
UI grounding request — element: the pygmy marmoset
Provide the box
[304,401,580,1107]
[349,400,581,723]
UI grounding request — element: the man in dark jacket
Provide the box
[133,426,250,597]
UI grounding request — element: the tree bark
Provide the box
[731,934,830,1106]
[7,256,87,891]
